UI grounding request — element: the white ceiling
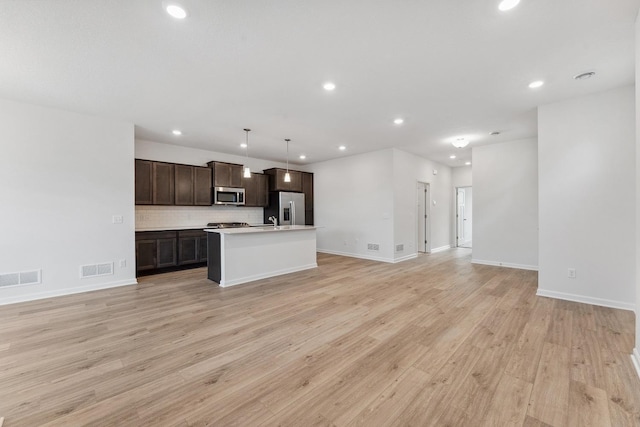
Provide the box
[1,0,637,167]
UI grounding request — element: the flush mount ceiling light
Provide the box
[323,82,336,91]
[338,145,346,151]
[172,129,182,136]
[452,138,469,148]
[243,128,251,178]
[284,139,291,182]
[574,71,596,80]
[165,4,187,19]
[299,154,306,160]
[394,118,404,125]
[450,155,456,159]
[498,0,520,11]
[528,80,544,89]
[240,143,247,148]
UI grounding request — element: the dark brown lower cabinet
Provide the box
[136,229,207,274]
[177,230,207,265]
[135,239,157,271]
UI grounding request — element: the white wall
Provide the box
[472,138,539,270]
[635,12,640,375]
[310,149,395,262]
[0,98,136,305]
[392,149,453,257]
[452,165,472,188]
[538,86,635,310]
[136,139,296,172]
[310,148,453,263]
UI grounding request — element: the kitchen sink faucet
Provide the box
[268,216,278,226]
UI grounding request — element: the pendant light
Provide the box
[243,128,251,178]
[284,139,291,182]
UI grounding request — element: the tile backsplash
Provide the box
[135,205,264,229]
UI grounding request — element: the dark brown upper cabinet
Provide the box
[152,162,175,205]
[136,160,212,206]
[174,164,194,205]
[243,173,269,207]
[135,159,153,205]
[194,166,212,205]
[208,161,243,188]
[264,168,303,193]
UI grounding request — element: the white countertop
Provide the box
[205,225,318,234]
[136,224,271,232]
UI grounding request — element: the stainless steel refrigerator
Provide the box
[265,192,305,226]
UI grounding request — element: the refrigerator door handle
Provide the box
[291,200,295,226]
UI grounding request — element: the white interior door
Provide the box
[456,187,472,248]
[416,182,430,253]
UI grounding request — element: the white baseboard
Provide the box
[0,278,138,306]
[219,263,318,287]
[536,288,636,312]
[317,249,395,263]
[631,348,640,380]
[430,245,453,254]
[393,253,418,263]
[471,259,539,271]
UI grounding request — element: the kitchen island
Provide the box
[205,225,317,287]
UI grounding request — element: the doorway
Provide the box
[416,182,431,253]
[456,187,472,248]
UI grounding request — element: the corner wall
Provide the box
[538,85,635,311]
[633,11,640,376]
[310,149,396,262]
[471,138,539,270]
[392,149,453,257]
[0,98,136,305]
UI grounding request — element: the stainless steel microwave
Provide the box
[214,187,245,205]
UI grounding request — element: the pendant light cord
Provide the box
[285,139,290,173]
[244,128,250,159]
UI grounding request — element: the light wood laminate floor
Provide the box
[0,250,638,426]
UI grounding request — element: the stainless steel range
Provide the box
[205,222,251,229]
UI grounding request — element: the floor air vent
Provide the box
[0,270,41,288]
[81,262,113,279]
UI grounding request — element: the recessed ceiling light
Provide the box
[465,161,472,166]
[574,71,596,80]
[528,80,544,89]
[172,129,182,136]
[338,145,346,151]
[165,4,187,19]
[323,82,336,91]
[394,118,404,125]
[450,155,456,159]
[240,143,247,148]
[299,155,306,160]
[498,0,520,11]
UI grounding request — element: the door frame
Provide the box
[455,186,472,248]
[416,181,431,253]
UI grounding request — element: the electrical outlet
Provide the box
[119,259,127,268]
[112,215,123,224]
[568,268,576,278]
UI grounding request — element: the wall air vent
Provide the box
[0,269,41,288]
[81,262,113,279]
[396,244,404,252]
[367,243,380,251]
